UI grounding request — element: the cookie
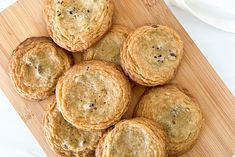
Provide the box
[95,118,168,157]
[44,100,103,157]
[122,84,146,119]
[134,85,203,156]
[9,37,72,100]
[44,0,114,52]
[83,25,130,65]
[120,24,184,86]
[56,60,131,130]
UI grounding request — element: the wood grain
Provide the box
[0,0,234,156]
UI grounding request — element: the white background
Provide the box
[0,0,234,157]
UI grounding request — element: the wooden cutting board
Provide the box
[0,0,234,156]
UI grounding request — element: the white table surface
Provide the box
[0,1,234,157]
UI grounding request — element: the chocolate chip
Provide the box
[152,45,161,49]
[94,107,97,110]
[152,24,159,28]
[57,11,61,16]
[89,103,94,107]
[171,108,177,112]
[34,65,42,73]
[172,120,176,125]
[57,0,63,4]
[37,66,42,73]
[62,144,68,149]
[154,54,164,63]
[170,52,177,57]
[87,10,90,13]
[68,7,76,15]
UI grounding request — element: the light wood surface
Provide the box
[0,0,234,156]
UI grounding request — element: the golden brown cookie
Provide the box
[120,24,184,86]
[9,37,72,100]
[83,25,130,65]
[95,118,168,157]
[56,60,131,130]
[122,84,146,119]
[44,100,103,157]
[134,85,203,156]
[44,0,114,52]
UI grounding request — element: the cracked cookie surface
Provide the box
[134,85,203,156]
[83,25,130,65]
[120,25,184,86]
[9,37,72,100]
[56,60,131,130]
[44,100,103,157]
[96,118,167,157]
[44,0,114,52]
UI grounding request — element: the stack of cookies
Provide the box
[8,0,204,156]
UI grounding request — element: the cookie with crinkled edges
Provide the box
[44,0,114,52]
[134,85,203,156]
[120,24,183,86]
[83,25,130,65]
[44,100,103,157]
[9,37,72,100]
[56,60,131,130]
[95,118,168,157]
